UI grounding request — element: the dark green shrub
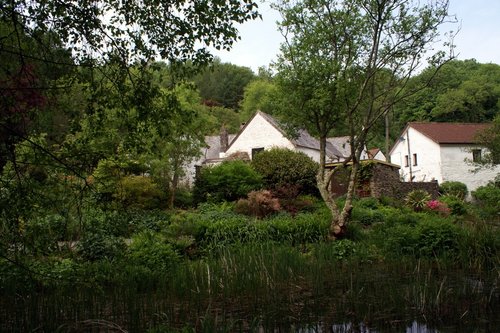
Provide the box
[91,159,122,202]
[415,218,460,257]
[114,175,166,210]
[351,206,384,226]
[312,239,358,261]
[356,197,380,209]
[378,206,419,226]
[173,187,193,209]
[128,231,179,271]
[380,224,418,257]
[251,148,318,195]
[344,222,365,241]
[76,231,126,261]
[22,214,72,255]
[440,195,467,216]
[378,195,403,208]
[439,181,468,200]
[193,160,262,203]
[472,182,500,220]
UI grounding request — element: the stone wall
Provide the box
[329,161,440,199]
[393,181,440,199]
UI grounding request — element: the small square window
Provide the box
[252,147,264,159]
[472,149,482,162]
[413,153,418,166]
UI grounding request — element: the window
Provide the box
[252,147,264,159]
[472,149,482,163]
[413,153,418,166]
[404,155,409,167]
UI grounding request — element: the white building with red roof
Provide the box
[389,122,499,193]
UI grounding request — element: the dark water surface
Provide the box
[1,265,498,332]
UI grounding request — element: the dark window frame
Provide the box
[472,149,482,163]
[251,147,264,159]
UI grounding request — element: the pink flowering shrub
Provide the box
[426,200,451,216]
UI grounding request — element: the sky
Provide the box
[211,0,500,73]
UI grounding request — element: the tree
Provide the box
[193,59,256,108]
[394,60,500,128]
[273,0,455,239]
[1,0,260,173]
[240,79,281,121]
[474,115,500,167]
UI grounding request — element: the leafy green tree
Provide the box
[273,0,455,239]
[474,115,500,167]
[193,59,256,108]
[148,85,206,209]
[394,60,500,128]
[1,0,260,172]
[240,80,281,121]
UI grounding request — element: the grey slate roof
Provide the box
[326,136,351,158]
[202,134,236,161]
[258,111,346,159]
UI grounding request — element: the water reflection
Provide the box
[326,321,439,333]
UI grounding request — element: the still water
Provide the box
[1,265,498,332]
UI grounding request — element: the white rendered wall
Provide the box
[297,146,320,163]
[224,113,296,159]
[390,127,442,182]
[440,145,500,192]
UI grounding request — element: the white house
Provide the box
[183,111,367,185]
[222,111,351,163]
[389,122,499,194]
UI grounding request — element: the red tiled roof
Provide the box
[409,122,491,144]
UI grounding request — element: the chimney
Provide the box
[220,124,229,153]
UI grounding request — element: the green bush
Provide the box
[312,239,358,261]
[114,175,166,210]
[22,214,71,255]
[439,195,467,216]
[128,231,180,271]
[439,181,468,200]
[371,206,419,227]
[356,197,380,209]
[416,218,460,257]
[251,148,318,195]
[193,160,262,203]
[91,158,122,203]
[76,231,126,262]
[351,206,384,226]
[173,187,193,209]
[472,182,500,220]
[376,214,460,259]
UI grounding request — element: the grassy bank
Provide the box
[1,197,499,331]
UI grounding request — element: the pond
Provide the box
[1,262,498,332]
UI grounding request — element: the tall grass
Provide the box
[2,243,499,332]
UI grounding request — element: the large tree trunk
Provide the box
[316,135,362,240]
